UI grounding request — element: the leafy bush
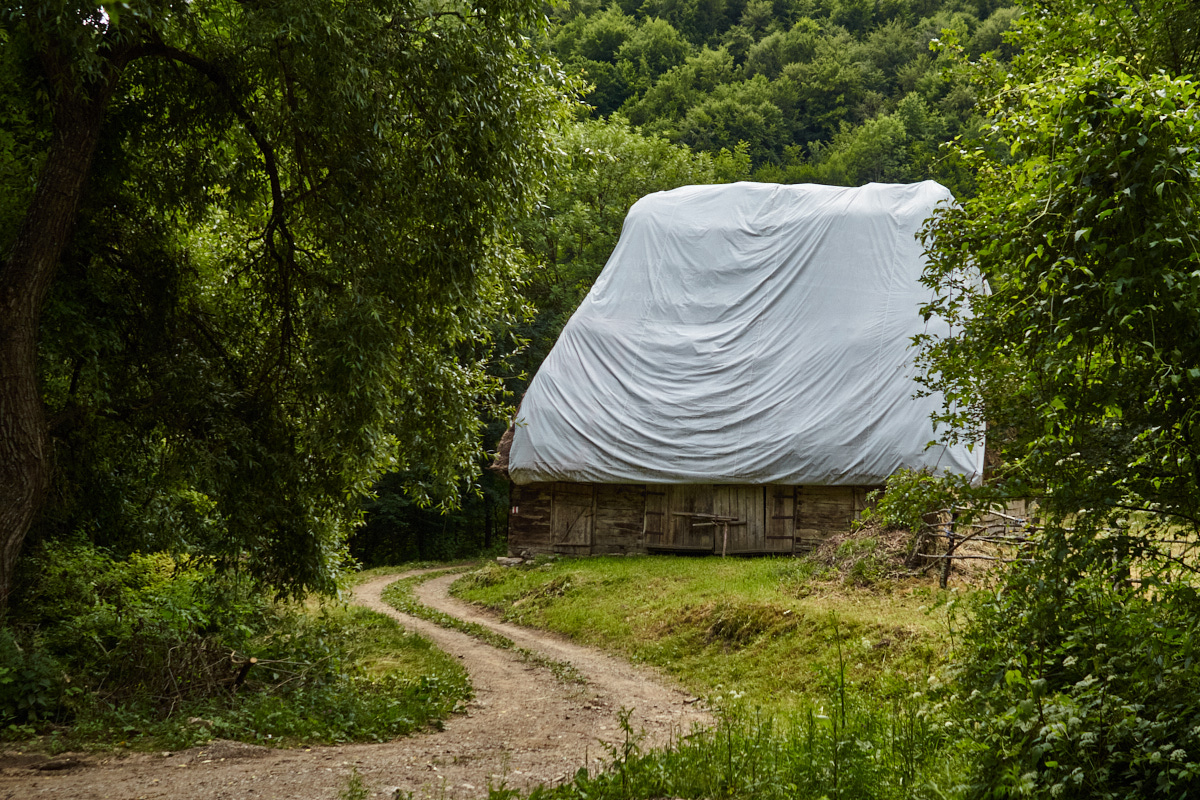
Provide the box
[859,468,985,534]
[11,541,271,714]
[939,551,1200,798]
[4,542,469,746]
[0,628,69,730]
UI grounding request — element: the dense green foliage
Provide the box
[942,556,1200,798]
[2,0,575,602]
[2,543,469,747]
[907,0,1200,796]
[918,0,1200,529]
[547,0,1018,187]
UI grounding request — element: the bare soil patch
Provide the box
[0,569,709,800]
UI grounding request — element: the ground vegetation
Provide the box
[449,554,966,799]
[452,554,947,712]
[2,542,468,748]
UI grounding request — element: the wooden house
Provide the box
[497,182,982,557]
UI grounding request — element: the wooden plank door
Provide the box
[665,484,714,551]
[713,485,765,552]
[643,487,667,544]
[508,482,554,553]
[551,482,594,554]
[592,484,646,554]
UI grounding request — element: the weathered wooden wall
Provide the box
[509,483,554,552]
[592,484,645,554]
[509,482,879,557]
[794,485,878,551]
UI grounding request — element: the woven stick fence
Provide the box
[908,509,1037,588]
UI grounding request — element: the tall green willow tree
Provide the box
[0,0,574,609]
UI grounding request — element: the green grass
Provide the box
[381,570,586,685]
[452,555,955,714]
[517,699,966,800]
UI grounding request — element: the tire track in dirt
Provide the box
[0,569,710,800]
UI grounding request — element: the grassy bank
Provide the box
[58,602,472,751]
[451,553,955,714]
[449,552,970,799]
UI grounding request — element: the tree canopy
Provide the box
[547,0,1018,188]
[0,0,575,606]
[917,0,1200,535]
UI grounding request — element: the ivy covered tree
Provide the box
[0,0,574,609]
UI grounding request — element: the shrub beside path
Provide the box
[0,569,709,800]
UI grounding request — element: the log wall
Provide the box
[592,484,645,554]
[509,482,878,557]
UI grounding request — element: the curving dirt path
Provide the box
[0,569,710,800]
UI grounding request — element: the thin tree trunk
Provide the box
[0,69,113,614]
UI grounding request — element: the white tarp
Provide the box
[508,180,983,486]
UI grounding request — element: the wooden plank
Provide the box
[644,485,666,540]
[508,482,554,553]
[645,543,715,553]
[666,484,713,550]
[593,484,645,554]
[794,485,878,545]
[765,486,796,553]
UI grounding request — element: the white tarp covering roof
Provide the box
[508,180,983,486]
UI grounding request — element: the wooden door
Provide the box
[713,485,765,553]
[592,484,646,554]
[508,482,554,553]
[551,482,593,554]
[665,484,714,551]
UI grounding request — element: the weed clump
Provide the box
[677,601,802,649]
[806,526,913,587]
[454,562,510,589]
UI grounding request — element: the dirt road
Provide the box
[0,569,709,799]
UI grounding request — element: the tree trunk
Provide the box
[0,74,112,614]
